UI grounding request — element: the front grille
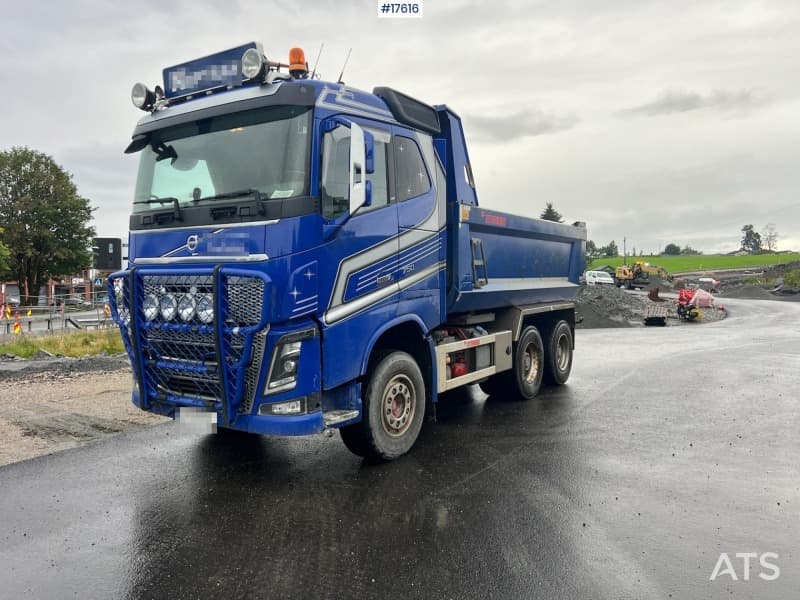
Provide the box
[110,268,269,420]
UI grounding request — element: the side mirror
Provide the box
[321,117,375,222]
[349,122,366,214]
[364,180,373,208]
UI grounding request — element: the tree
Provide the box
[0,147,95,306]
[740,224,762,254]
[663,243,681,255]
[762,223,778,252]
[540,202,564,223]
[605,240,619,257]
[681,245,702,255]
[585,240,597,266]
[0,228,10,276]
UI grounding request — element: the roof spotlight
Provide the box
[241,48,266,80]
[131,82,156,111]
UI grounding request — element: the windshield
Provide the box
[133,106,311,213]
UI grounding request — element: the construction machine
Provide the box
[634,261,673,281]
[614,263,650,289]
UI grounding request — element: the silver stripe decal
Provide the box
[325,262,445,325]
[134,254,269,265]
[356,235,440,284]
[466,277,576,291]
[355,243,441,292]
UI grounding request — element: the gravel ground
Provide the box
[0,356,167,467]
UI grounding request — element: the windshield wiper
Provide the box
[196,188,262,203]
[133,196,183,222]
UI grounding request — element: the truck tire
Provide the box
[339,351,425,461]
[514,326,544,400]
[543,320,573,385]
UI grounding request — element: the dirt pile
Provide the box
[576,285,650,328]
[576,285,728,329]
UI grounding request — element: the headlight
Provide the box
[143,294,159,321]
[196,294,213,324]
[178,294,196,322]
[267,341,302,392]
[159,294,177,321]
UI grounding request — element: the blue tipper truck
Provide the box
[110,42,586,460]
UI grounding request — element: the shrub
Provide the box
[784,268,800,288]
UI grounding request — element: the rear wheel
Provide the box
[339,351,425,461]
[479,326,544,400]
[543,320,573,385]
[514,326,544,400]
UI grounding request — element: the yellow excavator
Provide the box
[633,260,673,281]
[614,263,650,289]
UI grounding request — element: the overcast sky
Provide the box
[2,0,799,254]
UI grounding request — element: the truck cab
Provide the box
[111,43,586,460]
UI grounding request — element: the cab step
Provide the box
[323,410,359,427]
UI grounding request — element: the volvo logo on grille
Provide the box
[186,234,199,252]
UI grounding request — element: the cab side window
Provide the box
[394,137,430,202]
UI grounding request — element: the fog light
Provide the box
[272,400,302,415]
[282,358,297,374]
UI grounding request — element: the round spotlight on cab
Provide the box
[159,293,178,321]
[241,48,266,80]
[197,294,214,324]
[177,294,197,322]
[143,294,159,322]
[131,82,156,111]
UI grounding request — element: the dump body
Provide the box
[109,43,586,457]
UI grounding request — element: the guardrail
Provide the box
[0,307,115,338]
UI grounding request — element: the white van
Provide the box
[586,270,615,286]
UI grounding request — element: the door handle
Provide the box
[376,273,393,286]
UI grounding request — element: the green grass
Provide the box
[588,253,800,274]
[0,328,125,359]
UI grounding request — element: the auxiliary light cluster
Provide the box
[142,287,214,324]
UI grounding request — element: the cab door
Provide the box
[392,129,445,326]
[319,120,398,388]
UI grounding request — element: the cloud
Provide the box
[464,110,579,143]
[620,89,768,117]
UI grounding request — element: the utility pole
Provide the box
[623,236,627,265]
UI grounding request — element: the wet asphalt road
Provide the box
[1,298,798,599]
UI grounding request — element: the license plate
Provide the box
[176,407,218,434]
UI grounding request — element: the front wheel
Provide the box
[339,351,425,461]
